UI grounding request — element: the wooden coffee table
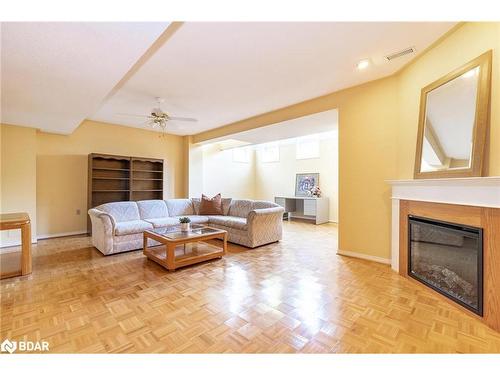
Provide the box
[143,224,227,271]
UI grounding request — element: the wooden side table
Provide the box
[0,212,32,279]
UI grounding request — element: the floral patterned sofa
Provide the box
[88,198,284,255]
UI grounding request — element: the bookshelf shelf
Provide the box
[93,190,129,192]
[132,169,163,173]
[92,177,129,180]
[93,167,130,171]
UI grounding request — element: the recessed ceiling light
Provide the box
[357,59,370,70]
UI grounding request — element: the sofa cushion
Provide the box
[137,200,169,219]
[165,199,194,216]
[98,201,140,222]
[144,217,180,228]
[208,216,248,230]
[199,193,223,215]
[192,197,232,215]
[228,199,254,218]
[114,220,153,235]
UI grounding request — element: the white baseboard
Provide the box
[0,231,87,252]
[337,249,391,265]
[0,237,37,250]
[37,230,88,240]
[328,220,338,224]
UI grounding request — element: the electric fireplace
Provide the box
[408,215,483,315]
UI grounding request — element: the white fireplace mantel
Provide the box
[387,176,500,271]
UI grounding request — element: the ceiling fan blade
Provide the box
[116,113,148,118]
[169,116,198,122]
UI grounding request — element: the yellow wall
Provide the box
[36,120,186,236]
[191,22,500,261]
[0,124,38,245]
[397,22,500,177]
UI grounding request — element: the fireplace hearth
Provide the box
[408,216,483,315]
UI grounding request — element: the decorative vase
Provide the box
[180,223,190,232]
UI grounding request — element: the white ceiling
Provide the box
[91,22,456,135]
[1,22,168,134]
[1,22,456,135]
[208,109,338,147]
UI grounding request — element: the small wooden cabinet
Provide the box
[87,153,164,232]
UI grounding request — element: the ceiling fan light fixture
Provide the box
[116,96,197,134]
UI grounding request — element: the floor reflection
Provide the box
[225,265,252,314]
[261,281,283,307]
[292,278,324,334]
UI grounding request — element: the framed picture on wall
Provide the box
[295,173,319,197]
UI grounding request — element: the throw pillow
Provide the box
[199,193,223,215]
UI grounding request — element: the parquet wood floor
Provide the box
[2,221,500,353]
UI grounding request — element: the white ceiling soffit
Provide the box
[91,22,456,136]
[204,109,338,147]
[1,22,169,134]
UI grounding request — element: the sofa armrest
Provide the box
[248,207,284,220]
[88,208,116,230]
[246,207,285,247]
[88,208,115,255]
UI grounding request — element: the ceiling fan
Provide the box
[117,97,197,132]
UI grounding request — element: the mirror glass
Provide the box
[419,66,480,172]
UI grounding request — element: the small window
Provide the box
[232,147,250,163]
[261,145,280,163]
[296,140,320,160]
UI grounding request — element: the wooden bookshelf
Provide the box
[87,153,164,232]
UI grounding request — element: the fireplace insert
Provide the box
[408,215,483,315]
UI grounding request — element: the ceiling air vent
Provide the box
[385,47,416,61]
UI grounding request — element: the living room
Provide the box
[1,1,500,372]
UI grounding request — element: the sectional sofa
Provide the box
[88,198,284,255]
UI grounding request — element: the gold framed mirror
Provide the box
[414,50,492,179]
